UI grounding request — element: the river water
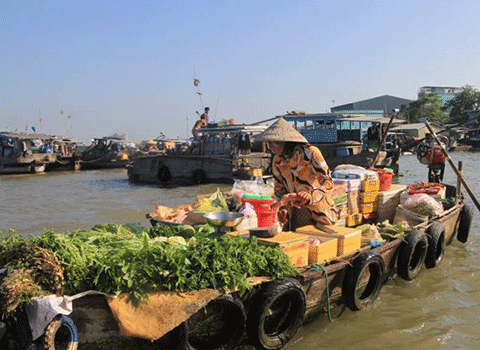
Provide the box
[0,153,479,350]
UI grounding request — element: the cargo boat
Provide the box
[80,136,131,169]
[127,124,272,185]
[0,132,58,174]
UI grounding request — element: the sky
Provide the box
[2,0,480,144]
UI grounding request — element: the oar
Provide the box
[369,113,396,169]
[424,120,480,213]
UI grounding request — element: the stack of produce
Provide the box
[0,223,298,315]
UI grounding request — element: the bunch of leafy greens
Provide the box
[1,223,297,307]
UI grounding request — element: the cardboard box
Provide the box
[360,202,377,214]
[362,179,380,192]
[333,178,362,192]
[376,184,407,222]
[347,190,359,214]
[308,236,338,264]
[296,225,362,256]
[332,182,347,198]
[333,194,347,206]
[346,213,363,227]
[256,232,309,268]
[360,191,378,203]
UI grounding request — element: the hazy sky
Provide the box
[2,0,480,143]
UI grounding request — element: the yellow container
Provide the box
[346,213,363,227]
[296,225,361,256]
[256,232,309,268]
[360,191,378,203]
[362,179,380,192]
[360,202,377,214]
[308,236,338,264]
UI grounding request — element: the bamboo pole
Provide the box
[369,113,396,169]
[424,120,480,213]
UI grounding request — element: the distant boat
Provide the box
[278,113,403,172]
[80,136,131,169]
[0,132,57,174]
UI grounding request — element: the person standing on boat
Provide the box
[200,107,210,123]
[191,114,208,138]
[256,117,337,230]
[367,122,381,150]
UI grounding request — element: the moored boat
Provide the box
[0,132,57,174]
[80,136,131,169]
[127,124,272,185]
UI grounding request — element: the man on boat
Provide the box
[191,109,209,138]
[256,117,337,230]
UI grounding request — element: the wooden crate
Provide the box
[296,225,361,256]
[308,236,338,264]
[256,232,309,268]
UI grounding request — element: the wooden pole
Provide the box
[424,120,480,213]
[369,113,396,169]
[456,161,462,200]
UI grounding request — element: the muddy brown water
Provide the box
[1,153,479,350]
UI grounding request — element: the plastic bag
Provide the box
[236,202,258,231]
[404,193,443,217]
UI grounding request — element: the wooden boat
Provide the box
[12,175,472,350]
[0,132,57,174]
[127,124,272,185]
[279,113,404,172]
[45,136,82,171]
[80,136,131,169]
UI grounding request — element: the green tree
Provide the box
[397,93,448,124]
[448,85,480,123]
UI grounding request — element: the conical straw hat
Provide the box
[256,117,308,143]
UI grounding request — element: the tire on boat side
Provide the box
[425,222,446,269]
[397,229,428,281]
[342,251,385,311]
[457,204,474,243]
[192,169,207,185]
[136,322,188,350]
[246,278,306,350]
[158,165,171,183]
[186,294,246,350]
[41,314,79,350]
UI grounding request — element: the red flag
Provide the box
[193,79,200,87]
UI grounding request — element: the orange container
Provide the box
[242,198,277,227]
[256,232,309,267]
[376,170,394,191]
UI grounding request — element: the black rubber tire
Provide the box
[342,252,385,311]
[136,322,188,350]
[457,204,474,243]
[246,278,306,350]
[42,315,79,350]
[192,169,207,185]
[187,294,245,350]
[158,165,171,183]
[425,222,445,269]
[397,230,428,281]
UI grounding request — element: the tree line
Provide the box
[397,85,480,125]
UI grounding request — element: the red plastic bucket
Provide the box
[377,170,394,191]
[241,198,277,227]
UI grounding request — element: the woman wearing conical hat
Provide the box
[256,117,337,229]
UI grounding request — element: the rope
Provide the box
[307,264,336,322]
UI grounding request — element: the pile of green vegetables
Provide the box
[0,223,297,313]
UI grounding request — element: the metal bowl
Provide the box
[202,211,244,229]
